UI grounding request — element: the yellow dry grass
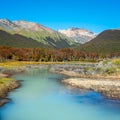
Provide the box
[112,59,120,65]
[0,61,94,68]
[0,77,13,85]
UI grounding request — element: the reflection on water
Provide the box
[0,68,120,120]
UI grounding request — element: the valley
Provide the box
[0,0,120,120]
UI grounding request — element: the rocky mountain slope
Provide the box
[0,19,74,48]
[58,27,96,43]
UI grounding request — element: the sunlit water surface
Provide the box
[0,68,120,120]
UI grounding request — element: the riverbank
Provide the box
[0,77,20,106]
[0,61,52,106]
[62,78,120,99]
[49,59,120,79]
[49,59,120,99]
[0,59,120,105]
[0,62,31,106]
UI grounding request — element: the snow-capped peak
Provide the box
[58,27,97,43]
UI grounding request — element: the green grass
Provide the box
[112,59,120,65]
[105,67,116,74]
[0,77,13,84]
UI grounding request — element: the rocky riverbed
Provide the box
[62,78,120,99]
[0,60,119,106]
[49,62,120,79]
[49,61,120,100]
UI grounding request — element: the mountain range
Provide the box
[58,27,96,43]
[0,19,74,48]
[0,18,120,54]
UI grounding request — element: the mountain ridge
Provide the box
[58,27,97,43]
[0,18,74,48]
[0,30,48,48]
[78,29,120,54]
[0,18,120,54]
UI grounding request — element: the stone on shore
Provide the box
[62,78,120,99]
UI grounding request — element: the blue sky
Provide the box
[0,0,120,33]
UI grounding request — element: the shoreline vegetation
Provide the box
[0,61,47,106]
[0,78,20,106]
[0,64,25,106]
[0,61,61,106]
[49,59,120,99]
[0,59,120,106]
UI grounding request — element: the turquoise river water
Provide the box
[0,68,120,120]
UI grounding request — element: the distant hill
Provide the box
[0,30,48,48]
[58,27,96,44]
[0,19,74,48]
[78,30,120,54]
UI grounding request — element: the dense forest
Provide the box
[0,46,120,62]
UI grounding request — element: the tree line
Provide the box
[0,46,120,62]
